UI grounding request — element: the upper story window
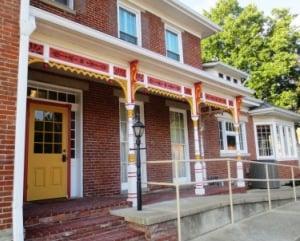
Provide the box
[218,73,224,78]
[165,26,182,62]
[218,120,247,154]
[52,0,73,9]
[118,4,141,45]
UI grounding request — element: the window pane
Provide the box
[166,30,179,54]
[257,125,273,157]
[239,124,244,151]
[227,135,236,150]
[119,7,137,44]
[218,122,224,150]
[283,127,288,156]
[276,125,282,156]
[55,0,68,5]
[288,127,295,156]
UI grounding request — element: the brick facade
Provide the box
[30,0,118,37]
[30,0,203,69]
[182,31,202,69]
[0,0,20,231]
[83,82,120,197]
[141,11,166,55]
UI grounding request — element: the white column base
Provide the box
[195,162,205,195]
[237,161,245,188]
[127,162,137,207]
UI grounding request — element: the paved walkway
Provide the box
[193,202,300,241]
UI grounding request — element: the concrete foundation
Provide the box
[111,187,300,240]
[0,229,12,241]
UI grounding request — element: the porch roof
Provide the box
[249,102,300,122]
[29,6,253,98]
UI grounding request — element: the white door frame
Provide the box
[27,80,83,198]
[169,107,191,183]
[119,99,147,191]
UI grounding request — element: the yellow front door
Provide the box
[27,101,70,201]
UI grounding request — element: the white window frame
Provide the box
[218,119,248,156]
[169,107,191,183]
[254,120,298,161]
[164,24,183,63]
[117,1,142,46]
[274,122,298,161]
[119,99,147,191]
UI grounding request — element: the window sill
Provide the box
[220,152,250,157]
[40,0,76,14]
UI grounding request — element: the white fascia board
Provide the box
[250,107,300,121]
[164,0,222,33]
[30,6,253,96]
[203,62,249,78]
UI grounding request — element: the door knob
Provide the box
[62,154,67,162]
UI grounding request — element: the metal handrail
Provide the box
[143,158,300,241]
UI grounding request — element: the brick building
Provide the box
[0,0,299,240]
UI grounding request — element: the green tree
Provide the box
[202,0,300,111]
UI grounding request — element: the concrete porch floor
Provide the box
[111,187,300,226]
[194,201,300,241]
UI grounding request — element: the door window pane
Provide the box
[33,110,63,154]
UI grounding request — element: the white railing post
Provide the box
[174,159,182,241]
[291,166,297,202]
[236,161,245,188]
[227,161,234,224]
[265,164,272,210]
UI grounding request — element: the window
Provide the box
[218,120,247,153]
[170,110,189,181]
[275,124,296,159]
[233,78,238,84]
[218,73,224,78]
[118,6,139,45]
[165,28,181,61]
[256,125,273,157]
[226,76,231,81]
[52,0,73,9]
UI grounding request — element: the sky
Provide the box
[179,0,300,27]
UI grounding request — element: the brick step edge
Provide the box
[24,202,129,227]
[25,215,125,240]
[76,226,146,241]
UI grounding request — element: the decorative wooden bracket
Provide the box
[130,60,138,103]
[194,82,202,115]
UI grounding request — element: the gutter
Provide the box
[249,107,300,121]
[30,7,253,96]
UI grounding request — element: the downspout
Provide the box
[13,2,36,240]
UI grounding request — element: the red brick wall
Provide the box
[141,11,166,55]
[30,0,118,37]
[182,31,202,69]
[83,82,120,196]
[144,95,172,183]
[277,160,300,179]
[0,0,20,231]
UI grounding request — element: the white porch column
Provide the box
[199,123,208,185]
[234,96,245,188]
[12,3,36,240]
[192,115,205,195]
[126,103,137,207]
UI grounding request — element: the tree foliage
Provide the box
[202,0,300,111]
